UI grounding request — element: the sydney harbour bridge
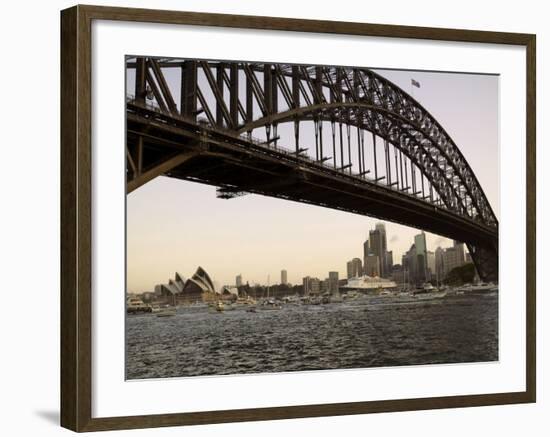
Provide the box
[125,57,498,282]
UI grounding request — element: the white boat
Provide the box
[126,297,150,314]
[459,282,498,294]
[259,299,282,310]
[422,282,435,292]
[412,290,447,301]
[156,306,177,317]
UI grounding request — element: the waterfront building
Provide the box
[159,271,186,296]
[281,269,288,285]
[391,264,405,285]
[434,241,467,282]
[402,243,417,286]
[363,239,370,267]
[303,276,321,295]
[363,254,380,277]
[386,250,393,274]
[442,241,466,278]
[427,251,435,281]
[347,257,363,278]
[414,232,428,283]
[220,286,239,302]
[435,247,445,284]
[369,223,388,277]
[328,271,339,294]
[154,267,217,303]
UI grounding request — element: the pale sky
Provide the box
[126,64,498,292]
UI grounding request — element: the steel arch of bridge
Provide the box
[126,57,498,281]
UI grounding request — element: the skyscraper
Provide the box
[386,251,393,273]
[402,243,417,286]
[363,238,370,267]
[328,271,339,294]
[426,251,435,281]
[369,223,388,277]
[303,276,321,295]
[236,274,242,287]
[435,247,445,284]
[442,241,466,278]
[414,232,428,283]
[364,254,380,277]
[281,269,288,285]
[347,258,363,278]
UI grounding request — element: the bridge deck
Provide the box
[127,102,497,251]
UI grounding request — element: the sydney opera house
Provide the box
[154,267,219,303]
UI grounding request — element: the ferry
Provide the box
[156,307,177,317]
[126,297,150,314]
[411,284,446,300]
[456,282,498,294]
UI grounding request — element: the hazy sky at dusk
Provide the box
[126,64,498,292]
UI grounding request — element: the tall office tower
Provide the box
[281,269,288,285]
[364,254,380,277]
[435,247,445,284]
[363,239,370,267]
[386,251,393,273]
[442,241,467,278]
[347,258,363,278]
[328,271,339,294]
[303,276,321,295]
[347,260,353,279]
[369,223,388,277]
[426,251,435,281]
[414,232,428,284]
[402,243,417,286]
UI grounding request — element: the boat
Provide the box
[422,282,435,292]
[126,297,151,314]
[412,290,447,301]
[457,282,498,294]
[150,304,162,314]
[156,308,176,317]
[259,299,282,310]
[344,291,359,300]
[215,301,225,312]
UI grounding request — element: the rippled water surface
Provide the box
[126,293,498,379]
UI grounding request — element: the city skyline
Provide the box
[127,67,498,293]
[128,201,466,292]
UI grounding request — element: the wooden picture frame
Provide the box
[60,4,536,432]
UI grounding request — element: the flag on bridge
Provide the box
[411,79,421,88]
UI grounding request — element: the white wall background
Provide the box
[0,0,546,435]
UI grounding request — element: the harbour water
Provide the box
[126,293,498,380]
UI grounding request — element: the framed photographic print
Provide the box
[60,4,536,432]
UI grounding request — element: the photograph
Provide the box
[125,57,500,380]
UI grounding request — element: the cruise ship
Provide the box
[342,275,398,292]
